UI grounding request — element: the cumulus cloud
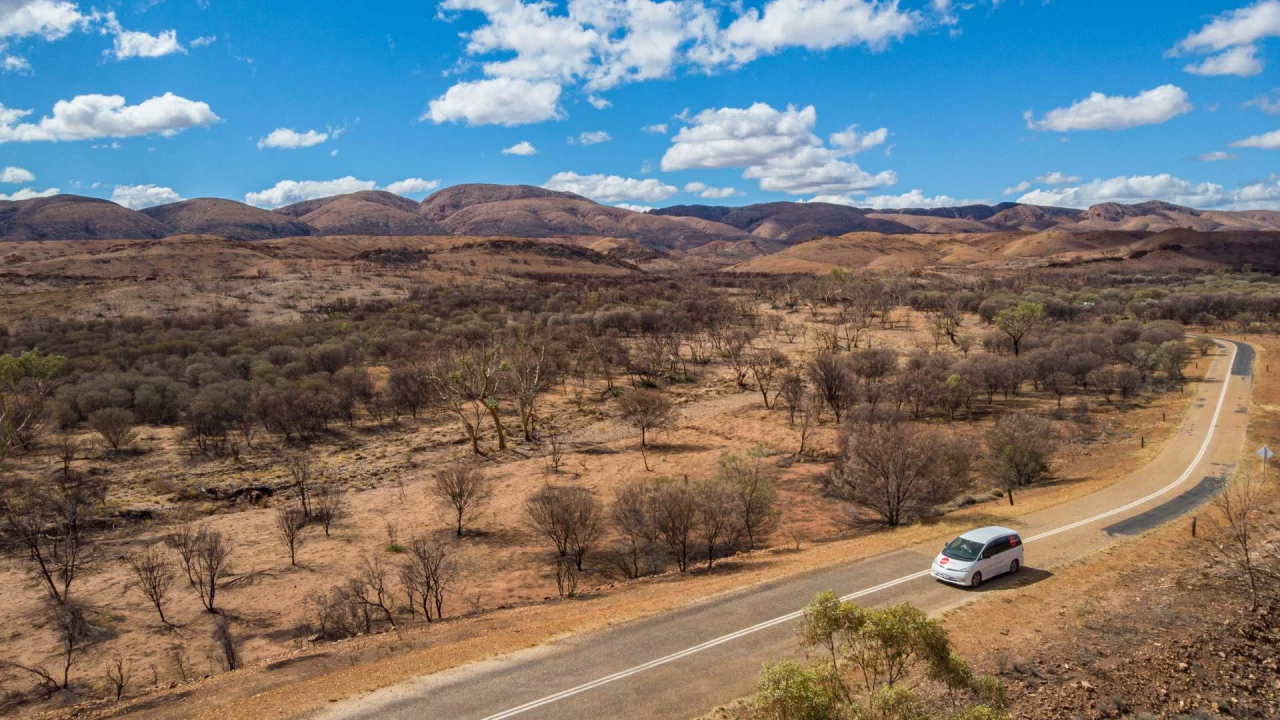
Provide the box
[0,186,58,201]
[0,92,219,143]
[684,181,739,198]
[258,128,329,149]
[425,78,564,126]
[1171,0,1280,77]
[384,178,441,196]
[1016,173,1280,211]
[434,0,926,124]
[190,35,216,47]
[245,176,442,207]
[614,203,652,212]
[662,102,895,195]
[1025,85,1192,132]
[502,140,538,155]
[829,125,887,153]
[1231,129,1280,150]
[2,53,31,72]
[578,129,612,145]
[111,183,182,209]
[110,27,184,59]
[586,95,611,109]
[818,189,986,210]
[0,0,89,41]
[1,165,34,183]
[245,176,377,208]
[642,123,668,134]
[1002,172,1081,196]
[1197,151,1239,162]
[543,171,677,202]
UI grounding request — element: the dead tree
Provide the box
[430,466,493,537]
[401,536,458,621]
[192,529,232,613]
[163,524,200,586]
[313,481,345,537]
[0,472,107,604]
[282,452,315,519]
[349,553,396,628]
[125,543,176,626]
[275,505,309,566]
[526,485,603,571]
[104,652,131,700]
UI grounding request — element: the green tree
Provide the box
[0,349,65,462]
[992,301,1045,356]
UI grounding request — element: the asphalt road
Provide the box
[323,340,1252,720]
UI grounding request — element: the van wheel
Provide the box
[1009,559,1020,575]
[970,572,982,588]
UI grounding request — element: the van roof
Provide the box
[957,526,1019,543]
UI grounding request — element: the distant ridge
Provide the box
[3,184,1280,249]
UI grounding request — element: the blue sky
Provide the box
[1,0,1279,211]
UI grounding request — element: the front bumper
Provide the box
[931,566,971,585]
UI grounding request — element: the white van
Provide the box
[931,526,1023,588]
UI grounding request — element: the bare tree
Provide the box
[832,421,971,527]
[401,536,458,621]
[807,354,857,423]
[192,529,232,613]
[348,553,396,628]
[125,543,176,626]
[313,480,345,537]
[778,372,806,425]
[617,388,675,448]
[0,472,107,604]
[551,555,579,598]
[648,479,698,572]
[87,407,138,452]
[748,348,791,409]
[983,413,1058,499]
[275,505,309,566]
[695,478,741,569]
[540,426,566,474]
[163,524,200,586]
[611,481,656,579]
[1204,468,1276,610]
[430,466,493,537]
[104,652,131,700]
[52,601,99,689]
[211,616,238,671]
[797,389,823,457]
[526,485,603,571]
[716,446,778,551]
[282,451,315,519]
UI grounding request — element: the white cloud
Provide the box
[111,27,184,59]
[578,129,612,145]
[111,183,182,209]
[586,95,611,109]
[614,203,652,212]
[1245,89,1280,114]
[0,0,89,41]
[642,123,668,134]
[434,0,924,125]
[1035,171,1082,185]
[257,128,329,149]
[1183,44,1262,76]
[245,176,377,208]
[384,178,441,196]
[502,140,538,155]
[2,52,30,72]
[1231,129,1280,150]
[1196,151,1239,162]
[190,35,216,47]
[702,0,921,67]
[1002,180,1032,196]
[1025,85,1193,132]
[684,181,739,198]
[0,186,58,201]
[662,102,895,195]
[543,171,677,202]
[0,92,219,143]
[1017,173,1280,211]
[424,78,564,126]
[1172,1,1280,77]
[839,189,986,210]
[1,165,34,183]
[828,125,887,153]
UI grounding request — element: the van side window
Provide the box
[984,538,1011,557]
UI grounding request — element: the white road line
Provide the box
[480,341,1240,720]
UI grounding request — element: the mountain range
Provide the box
[6,184,1280,250]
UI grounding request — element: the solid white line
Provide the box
[479,341,1240,720]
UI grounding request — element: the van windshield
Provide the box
[942,537,984,562]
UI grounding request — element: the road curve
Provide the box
[321,340,1253,720]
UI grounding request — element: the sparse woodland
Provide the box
[0,266,1269,713]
